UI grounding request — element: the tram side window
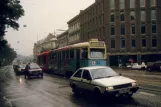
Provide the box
[81,48,88,59]
[58,52,60,61]
[70,50,74,59]
[56,53,58,60]
[65,51,69,59]
[43,55,46,64]
[57,52,59,60]
[53,53,56,60]
[57,53,59,60]
[52,53,54,60]
[58,52,61,61]
[62,51,65,60]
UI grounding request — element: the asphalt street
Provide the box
[113,68,161,92]
[0,66,161,107]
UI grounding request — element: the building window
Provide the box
[141,23,146,34]
[111,14,114,22]
[121,24,125,35]
[130,0,135,8]
[142,37,146,47]
[141,11,146,21]
[140,0,145,7]
[152,22,156,33]
[152,37,157,47]
[130,11,135,21]
[120,0,125,9]
[131,24,135,34]
[111,39,115,48]
[132,39,136,48]
[120,13,125,21]
[151,10,156,20]
[110,0,115,9]
[111,25,115,35]
[121,38,125,48]
[151,0,156,6]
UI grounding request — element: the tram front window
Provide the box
[90,48,105,59]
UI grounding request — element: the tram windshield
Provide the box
[90,48,105,59]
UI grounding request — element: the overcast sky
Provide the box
[5,0,94,56]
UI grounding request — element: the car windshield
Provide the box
[29,63,40,69]
[19,64,26,68]
[90,67,119,79]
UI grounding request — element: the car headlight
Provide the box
[132,82,138,87]
[106,86,114,91]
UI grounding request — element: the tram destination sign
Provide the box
[90,42,104,47]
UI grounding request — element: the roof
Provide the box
[80,66,108,70]
[53,42,89,52]
[67,14,80,24]
[39,52,50,56]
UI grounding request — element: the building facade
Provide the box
[57,30,68,48]
[33,33,57,60]
[79,0,161,66]
[67,13,81,45]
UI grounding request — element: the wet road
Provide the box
[0,66,161,107]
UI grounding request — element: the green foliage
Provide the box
[0,0,24,37]
[0,0,24,66]
[0,39,17,66]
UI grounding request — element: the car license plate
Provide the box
[119,88,129,94]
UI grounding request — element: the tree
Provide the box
[0,0,24,66]
[0,0,24,38]
[0,41,17,66]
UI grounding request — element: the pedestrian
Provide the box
[141,62,146,71]
[24,63,30,78]
[118,60,122,68]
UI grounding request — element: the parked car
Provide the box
[131,63,147,70]
[147,61,161,72]
[14,64,26,75]
[70,66,139,98]
[24,63,43,79]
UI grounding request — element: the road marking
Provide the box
[139,92,156,97]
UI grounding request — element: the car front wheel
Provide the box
[94,88,101,98]
[126,93,133,98]
[72,86,80,95]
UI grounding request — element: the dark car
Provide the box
[24,63,43,79]
[14,64,26,75]
[147,61,161,72]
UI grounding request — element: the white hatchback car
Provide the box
[70,66,139,97]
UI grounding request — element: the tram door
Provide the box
[76,49,80,70]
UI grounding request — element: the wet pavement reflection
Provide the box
[0,66,161,107]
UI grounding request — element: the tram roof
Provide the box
[53,42,89,52]
[39,51,50,56]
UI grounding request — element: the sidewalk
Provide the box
[112,67,161,76]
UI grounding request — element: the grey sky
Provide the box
[5,0,94,56]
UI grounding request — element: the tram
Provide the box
[49,39,107,77]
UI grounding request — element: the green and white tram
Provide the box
[49,39,107,77]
